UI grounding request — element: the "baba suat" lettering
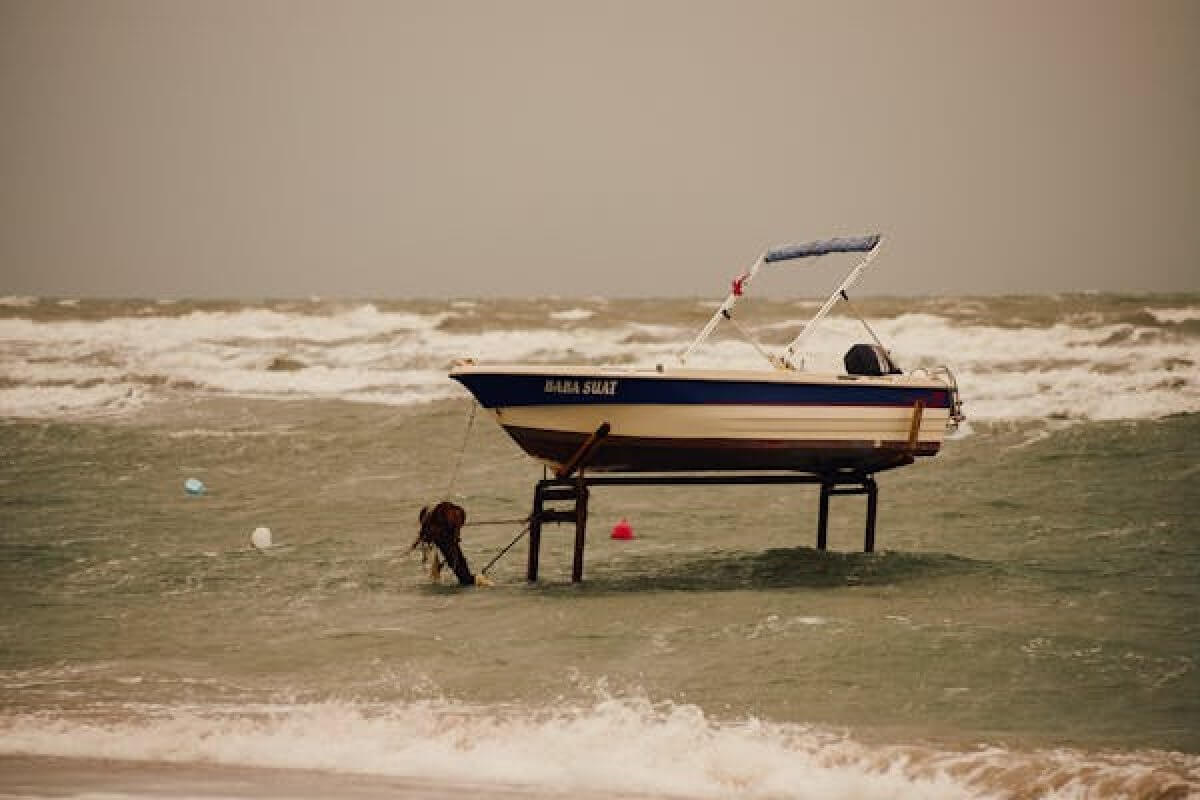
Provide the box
[543,378,618,396]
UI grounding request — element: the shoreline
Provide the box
[0,754,674,800]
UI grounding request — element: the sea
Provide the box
[1,293,1198,799]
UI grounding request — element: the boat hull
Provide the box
[450,365,954,474]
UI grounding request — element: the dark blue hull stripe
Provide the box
[452,372,950,409]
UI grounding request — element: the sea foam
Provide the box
[0,696,1194,799]
[0,301,1196,421]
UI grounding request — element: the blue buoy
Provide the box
[184,478,206,496]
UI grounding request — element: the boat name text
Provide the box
[544,379,618,396]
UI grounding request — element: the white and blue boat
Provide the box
[451,235,964,475]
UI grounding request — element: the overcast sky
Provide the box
[1,0,1197,298]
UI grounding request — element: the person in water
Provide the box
[414,502,492,586]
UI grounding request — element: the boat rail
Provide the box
[912,364,966,429]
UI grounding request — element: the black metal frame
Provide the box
[526,470,880,583]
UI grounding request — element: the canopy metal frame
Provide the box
[679,234,885,370]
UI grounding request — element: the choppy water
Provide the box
[1,294,1198,798]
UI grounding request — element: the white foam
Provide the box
[760,314,1200,422]
[0,305,456,418]
[1,304,1197,421]
[164,429,285,439]
[746,615,831,639]
[0,697,1193,799]
[0,295,37,307]
[0,385,146,418]
[1147,307,1200,324]
[549,308,596,322]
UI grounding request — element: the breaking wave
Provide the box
[1,695,1195,799]
[0,298,1196,421]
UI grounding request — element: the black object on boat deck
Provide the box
[524,422,900,584]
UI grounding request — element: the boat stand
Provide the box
[526,464,882,584]
[521,411,932,582]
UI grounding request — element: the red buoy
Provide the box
[611,518,634,540]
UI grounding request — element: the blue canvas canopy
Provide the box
[764,234,881,263]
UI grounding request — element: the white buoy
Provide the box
[251,526,272,550]
[184,478,206,496]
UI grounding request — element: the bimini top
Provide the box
[764,234,881,263]
[680,233,884,369]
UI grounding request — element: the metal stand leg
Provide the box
[527,482,544,582]
[571,482,589,583]
[864,476,878,553]
[817,481,831,551]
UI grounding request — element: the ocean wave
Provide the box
[1147,307,1200,324]
[549,308,597,322]
[0,696,1194,799]
[0,300,1197,422]
[0,385,149,418]
[0,296,38,308]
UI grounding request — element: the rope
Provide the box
[839,290,890,355]
[480,519,532,576]
[723,311,786,370]
[429,400,538,579]
[442,400,478,499]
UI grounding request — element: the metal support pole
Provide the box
[571,482,589,583]
[817,481,831,550]
[527,481,545,582]
[864,476,878,553]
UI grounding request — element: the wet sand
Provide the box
[0,755,673,800]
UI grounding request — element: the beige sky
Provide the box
[1,0,1197,298]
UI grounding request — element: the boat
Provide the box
[449,235,964,476]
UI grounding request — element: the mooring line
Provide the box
[442,400,478,499]
[480,519,532,576]
[464,518,529,527]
